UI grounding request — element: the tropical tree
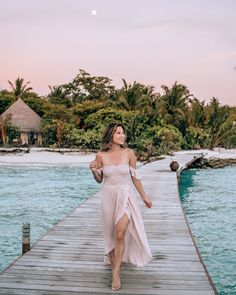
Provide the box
[159,82,192,133]
[72,100,109,129]
[184,127,210,149]
[188,98,206,128]
[0,90,15,113]
[206,98,234,149]
[42,103,77,147]
[65,69,115,103]
[8,78,32,98]
[114,79,145,111]
[150,124,185,153]
[54,119,64,148]
[138,85,160,116]
[48,85,72,108]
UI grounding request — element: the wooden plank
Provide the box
[0,154,218,294]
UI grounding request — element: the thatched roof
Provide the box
[1,98,42,132]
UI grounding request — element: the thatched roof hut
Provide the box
[1,98,42,145]
[1,98,41,132]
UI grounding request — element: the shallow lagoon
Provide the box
[1,163,235,294]
[0,165,99,272]
[179,166,236,295]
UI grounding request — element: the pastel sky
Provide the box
[1,0,235,105]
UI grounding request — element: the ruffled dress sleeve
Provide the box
[129,166,141,180]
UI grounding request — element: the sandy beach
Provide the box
[0,148,96,166]
[0,148,235,166]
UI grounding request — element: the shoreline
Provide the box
[0,148,96,166]
[0,147,235,167]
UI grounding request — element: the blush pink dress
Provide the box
[97,164,152,267]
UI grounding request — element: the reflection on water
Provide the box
[0,165,99,272]
[179,166,236,295]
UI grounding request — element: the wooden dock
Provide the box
[0,153,218,294]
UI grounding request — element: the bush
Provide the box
[149,125,185,153]
[185,127,211,149]
[0,94,15,114]
[72,129,101,149]
[84,107,124,130]
[6,124,20,144]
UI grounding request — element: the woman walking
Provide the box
[89,123,152,291]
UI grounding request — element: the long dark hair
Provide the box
[101,123,127,151]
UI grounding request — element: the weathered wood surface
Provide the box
[0,153,218,294]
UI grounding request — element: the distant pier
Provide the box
[0,153,217,294]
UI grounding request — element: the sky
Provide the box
[0,0,235,105]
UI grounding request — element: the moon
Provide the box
[91,10,97,16]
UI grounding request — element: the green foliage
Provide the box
[69,129,101,149]
[73,100,109,128]
[1,71,236,152]
[188,98,206,128]
[206,98,232,149]
[42,103,77,147]
[84,107,125,130]
[0,92,16,114]
[23,96,48,117]
[130,133,156,157]
[8,77,33,98]
[43,103,74,123]
[150,125,185,153]
[124,114,161,147]
[160,82,191,133]
[115,80,146,111]
[45,69,115,107]
[6,124,21,144]
[41,121,57,146]
[185,127,211,149]
[48,85,73,108]
[57,69,116,104]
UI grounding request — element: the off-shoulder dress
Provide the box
[97,164,152,267]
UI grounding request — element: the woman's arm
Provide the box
[128,149,153,208]
[89,152,103,184]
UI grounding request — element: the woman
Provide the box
[89,123,152,291]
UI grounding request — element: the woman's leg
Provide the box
[112,213,130,290]
[109,248,115,270]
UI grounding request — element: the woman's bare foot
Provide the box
[112,270,121,291]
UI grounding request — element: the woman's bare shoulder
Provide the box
[96,151,107,162]
[95,151,102,160]
[126,148,137,159]
[126,148,135,154]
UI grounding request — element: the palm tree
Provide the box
[115,79,148,111]
[159,82,192,133]
[188,98,206,128]
[206,98,234,149]
[48,85,65,98]
[138,85,160,116]
[8,78,32,98]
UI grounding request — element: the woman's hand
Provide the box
[89,160,98,172]
[142,196,153,208]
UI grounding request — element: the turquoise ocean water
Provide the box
[0,164,99,272]
[0,164,235,294]
[179,165,236,295]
